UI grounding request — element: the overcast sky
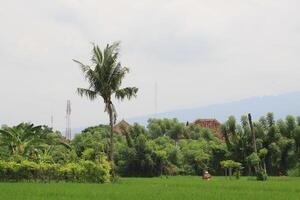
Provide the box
[1,0,300,131]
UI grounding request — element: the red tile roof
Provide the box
[114,119,130,135]
[194,119,221,133]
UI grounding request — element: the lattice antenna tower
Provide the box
[65,100,71,140]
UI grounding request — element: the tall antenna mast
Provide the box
[154,82,158,114]
[51,114,53,129]
[65,100,71,140]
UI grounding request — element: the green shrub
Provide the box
[234,169,241,179]
[80,160,110,183]
[288,163,300,177]
[59,163,85,182]
[0,161,21,181]
[97,156,111,183]
[256,169,268,181]
[18,160,37,180]
[37,163,59,181]
[0,158,111,183]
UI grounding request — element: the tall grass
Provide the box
[0,176,299,200]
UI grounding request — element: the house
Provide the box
[113,119,130,135]
[194,118,221,133]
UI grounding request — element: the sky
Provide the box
[1,0,300,131]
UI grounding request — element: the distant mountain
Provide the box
[128,91,300,125]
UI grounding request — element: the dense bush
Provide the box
[0,159,111,183]
[288,163,300,177]
[113,122,227,177]
[256,169,268,181]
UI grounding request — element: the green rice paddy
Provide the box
[0,176,299,200]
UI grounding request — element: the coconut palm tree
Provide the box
[74,42,138,162]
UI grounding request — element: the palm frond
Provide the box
[115,87,138,100]
[0,128,17,141]
[92,45,103,65]
[59,140,71,149]
[109,63,129,88]
[73,59,92,74]
[77,88,97,100]
[74,59,100,89]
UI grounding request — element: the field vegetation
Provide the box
[0,176,299,200]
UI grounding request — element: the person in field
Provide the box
[202,171,212,181]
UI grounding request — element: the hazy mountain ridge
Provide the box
[127,91,300,125]
[72,91,300,135]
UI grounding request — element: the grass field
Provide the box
[0,176,299,200]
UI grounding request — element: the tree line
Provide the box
[0,113,299,182]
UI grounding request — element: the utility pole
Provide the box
[154,82,158,114]
[51,114,53,129]
[65,100,71,140]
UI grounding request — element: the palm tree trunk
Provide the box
[248,165,251,176]
[248,113,257,154]
[107,103,116,180]
[248,113,259,174]
[108,104,114,162]
[229,167,232,179]
[223,129,231,150]
[263,158,266,173]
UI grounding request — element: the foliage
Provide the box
[220,160,242,168]
[0,158,110,183]
[71,125,111,159]
[222,113,300,176]
[1,112,300,180]
[256,168,268,181]
[114,120,226,176]
[288,163,300,177]
[0,123,70,163]
[247,153,260,166]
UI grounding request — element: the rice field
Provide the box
[0,176,299,200]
